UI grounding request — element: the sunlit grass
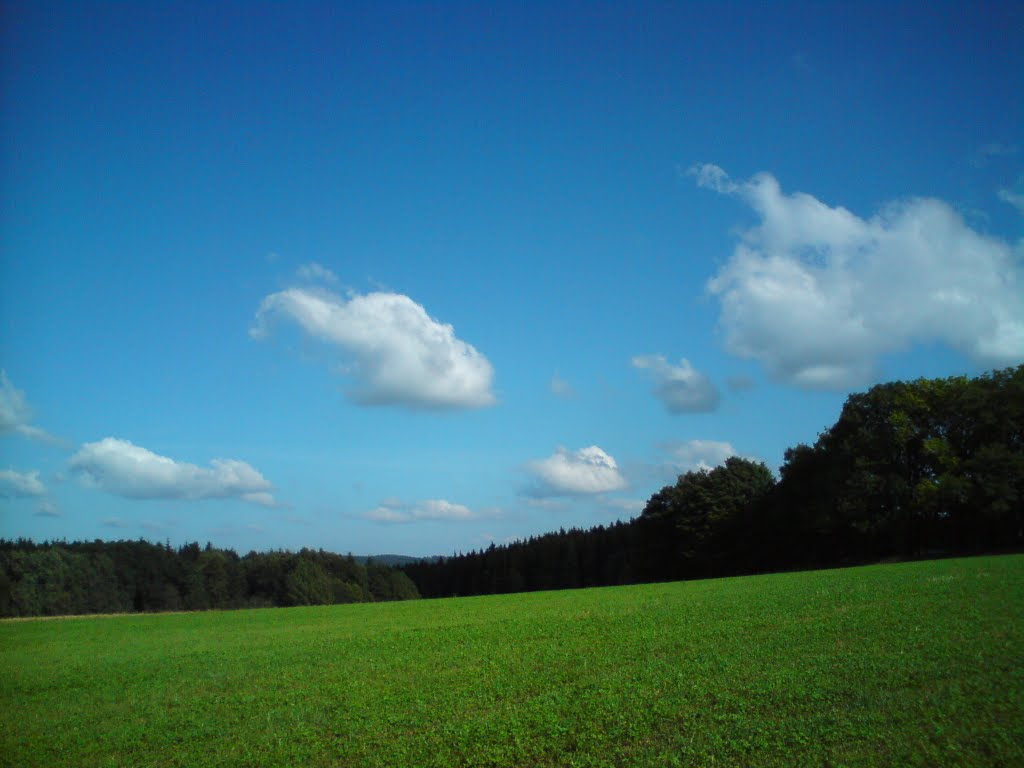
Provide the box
[2,555,1022,767]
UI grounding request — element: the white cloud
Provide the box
[252,287,496,409]
[296,262,340,284]
[528,446,627,496]
[632,355,720,413]
[0,469,46,498]
[69,438,277,506]
[694,164,1024,389]
[365,498,477,524]
[664,440,738,473]
[101,517,131,528]
[0,371,62,445]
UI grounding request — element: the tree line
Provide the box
[3,365,1019,614]
[0,539,419,617]
[403,365,1024,597]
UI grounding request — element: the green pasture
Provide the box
[2,555,1022,767]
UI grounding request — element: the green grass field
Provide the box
[2,555,1022,767]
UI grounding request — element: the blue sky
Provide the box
[1,1,1021,557]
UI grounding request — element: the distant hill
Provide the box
[355,554,439,567]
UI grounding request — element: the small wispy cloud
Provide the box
[364,498,479,524]
[599,497,646,514]
[998,183,1024,215]
[969,142,1018,168]
[296,262,340,284]
[632,356,720,413]
[34,500,61,517]
[663,439,739,473]
[523,497,570,511]
[0,371,65,446]
[550,373,574,399]
[727,375,755,392]
[0,469,46,498]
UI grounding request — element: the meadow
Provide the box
[2,555,1022,767]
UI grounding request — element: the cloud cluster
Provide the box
[0,469,46,498]
[0,371,62,444]
[632,356,720,413]
[69,438,277,507]
[365,498,476,524]
[527,446,627,496]
[694,164,1024,389]
[252,287,497,409]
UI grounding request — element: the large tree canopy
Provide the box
[772,365,1024,561]
[640,457,775,576]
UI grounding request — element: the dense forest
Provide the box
[404,365,1024,597]
[0,540,419,617]
[3,365,1021,615]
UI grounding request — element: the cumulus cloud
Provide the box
[527,446,627,496]
[0,372,63,445]
[0,469,46,497]
[296,262,340,284]
[365,498,477,524]
[693,164,1024,389]
[69,438,277,506]
[251,287,496,409]
[632,355,720,413]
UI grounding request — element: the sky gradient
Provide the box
[2,1,1022,556]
